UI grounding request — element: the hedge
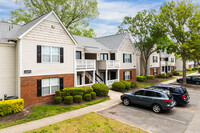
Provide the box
[91,92,96,100]
[166,72,173,77]
[74,95,82,103]
[120,80,131,90]
[112,82,126,92]
[54,96,62,104]
[0,99,24,116]
[136,76,146,82]
[92,83,109,96]
[82,86,93,94]
[172,71,180,76]
[64,96,73,105]
[130,82,137,88]
[84,94,91,101]
[186,68,192,71]
[157,73,166,78]
[63,87,84,96]
[55,90,63,97]
[147,75,154,79]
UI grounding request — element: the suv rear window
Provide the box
[181,88,188,94]
[167,93,173,99]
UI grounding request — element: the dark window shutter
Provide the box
[60,47,64,63]
[130,71,132,79]
[123,71,125,80]
[37,79,42,97]
[110,53,115,60]
[130,54,132,63]
[37,45,41,63]
[60,77,64,91]
[123,54,125,63]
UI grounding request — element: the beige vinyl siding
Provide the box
[21,13,75,76]
[0,44,16,99]
[118,38,136,69]
[150,52,160,68]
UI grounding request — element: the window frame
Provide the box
[41,78,59,96]
[162,66,165,72]
[171,58,174,63]
[153,56,158,63]
[100,53,108,60]
[76,51,82,59]
[42,46,60,63]
[153,68,158,75]
[123,53,132,63]
[124,71,131,80]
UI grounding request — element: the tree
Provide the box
[118,10,170,78]
[159,0,200,84]
[8,0,99,37]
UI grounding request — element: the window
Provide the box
[162,66,165,72]
[153,56,158,63]
[153,68,158,75]
[100,53,108,60]
[168,66,171,71]
[76,51,82,59]
[135,90,144,96]
[123,54,132,63]
[42,46,60,62]
[171,58,174,63]
[155,92,162,97]
[41,78,59,96]
[145,91,155,97]
[124,71,131,80]
[171,66,174,71]
[110,53,115,60]
[169,88,179,93]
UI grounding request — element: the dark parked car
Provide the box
[151,84,190,106]
[177,76,200,85]
[121,88,175,113]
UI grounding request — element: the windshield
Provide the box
[182,88,188,94]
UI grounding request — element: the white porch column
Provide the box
[83,71,85,85]
[93,70,95,84]
[117,69,120,82]
[105,70,108,85]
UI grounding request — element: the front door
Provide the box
[111,72,116,80]
[77,74,82,86]
[100,72,106,84]
[165,66,168,73]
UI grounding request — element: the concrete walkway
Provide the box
[0,91,122,133]
[0,72,198,133]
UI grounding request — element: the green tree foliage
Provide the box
[118,10,171,77]
[8,0,99,37]
[159,0,200,84]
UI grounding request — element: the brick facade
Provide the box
[21,74,74,106]
[150,67,160,77]
[119,69,136,82]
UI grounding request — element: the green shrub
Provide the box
[63,87,84,96]
[81,86,93,94]
[112,82,126,92]
[136,76,146,82]
[84,94,91,101]
[130,82,137,88]
[74,95,82,103]
[157,73,166,78]
[92,83,109,96]
[172,71,180,76]
[54,96,62,104]
[55,90,62,97]
[91,92,96,100]
[166,75,169,78]
[186,68,192,71]
[147,75,154,79]
[166,72,173,77]
[0,99,24,116]
[120,80,131,90]
[64,96,73,105]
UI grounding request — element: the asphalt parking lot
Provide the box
[99,84,200,133]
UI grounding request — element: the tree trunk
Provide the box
[144,62,148,79]
[194,60,197,67]
[182,56,187,85]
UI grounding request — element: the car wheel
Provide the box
[123,98,130,106]
[152,104,162,113]
[196,82,200,85]
[174,99,178,106]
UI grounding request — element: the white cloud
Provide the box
[92,23,118,37]
[0,0,18,7]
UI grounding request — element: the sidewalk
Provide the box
[0,90,122,133]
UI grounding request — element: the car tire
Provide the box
[123,98,130,106]
[152,104,162,113]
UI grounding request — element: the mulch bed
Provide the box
[0,107,32,124]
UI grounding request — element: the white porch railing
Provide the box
[107,60,120,69]
[106,79,119,87]
[76,83,93,87]
[161,61,166,66]
[76,60,96,70]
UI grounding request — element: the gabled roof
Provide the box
[95,33,128,50]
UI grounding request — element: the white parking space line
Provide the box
[123,106,187,124]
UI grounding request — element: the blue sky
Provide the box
[0,0,199,37]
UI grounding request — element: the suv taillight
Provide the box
[182,95,186,99]
[164,99,171,103]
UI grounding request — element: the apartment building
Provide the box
[159,52,176,73]
[175,58,195,71]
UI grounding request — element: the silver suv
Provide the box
[121,88,175,113]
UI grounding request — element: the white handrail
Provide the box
[107,60,120,69]
[76,60,96,70]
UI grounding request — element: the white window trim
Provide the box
[125,71,131,80]
[42,46,60,63]
[124,54,131,63]
[42,78,59,96]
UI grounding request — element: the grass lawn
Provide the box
[25,112,148,133]
[0,97,109,129]
[176,70,197,76]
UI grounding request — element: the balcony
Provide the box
[98,60,120,70]
[76,60,96,70]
